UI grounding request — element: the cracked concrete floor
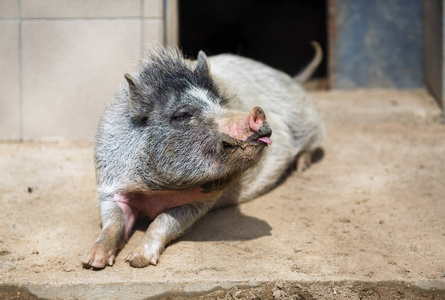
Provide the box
[0,90,444,299]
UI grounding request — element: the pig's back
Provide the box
[209,54,324,206]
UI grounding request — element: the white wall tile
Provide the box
[22,20,141,140]
[144,19,164,50]
[0,0,19,18]
[22,0,141,18]
[0,22,20,139]
[144,0,163,18]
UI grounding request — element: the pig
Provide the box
[81,43,324,269]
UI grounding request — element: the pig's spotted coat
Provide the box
[82,47,324,269]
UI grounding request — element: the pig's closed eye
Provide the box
[173,112,192,121]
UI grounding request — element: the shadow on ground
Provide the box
[133,206,272,242]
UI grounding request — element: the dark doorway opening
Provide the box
[178,0,327,79]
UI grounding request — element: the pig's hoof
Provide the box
[81,243,115,269]
[125,246,160,268]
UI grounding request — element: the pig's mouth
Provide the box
[255,136,272,145]
[248,131,272,146]
[245,123,273,146]
[221,124,272,149]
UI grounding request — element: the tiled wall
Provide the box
[0,0,164,140]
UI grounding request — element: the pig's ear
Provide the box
[125,73,151,119]
[195,51,210,76]
[125,73,137,90]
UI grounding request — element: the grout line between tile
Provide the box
[17,17,158,22]
[0,19,20,22]
[141,0,145,58]
[163,0,167,45]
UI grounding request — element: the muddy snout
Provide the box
[248,106,272,145]
[218,106,272,146]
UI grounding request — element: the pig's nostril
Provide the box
[257,123,272,138]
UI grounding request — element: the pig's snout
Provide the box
[248,106,272,145]
[218,106,272,145]
[248,106,267,133]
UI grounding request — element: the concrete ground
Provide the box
[0,90,444,300]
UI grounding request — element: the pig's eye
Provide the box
[173,112,192,121]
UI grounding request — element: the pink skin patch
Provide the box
[114,189,220,237]
[114,193,140,240]
[218,114,252,141]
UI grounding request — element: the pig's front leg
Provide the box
[82,193,138,269]
[125,200,214,268]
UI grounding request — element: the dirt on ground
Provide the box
[1,280,444,299]
[163,281,445,300]
[0,90,444,299]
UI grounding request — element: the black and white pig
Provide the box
[81,44,324,269]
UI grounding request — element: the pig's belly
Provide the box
[113,188,219,220]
